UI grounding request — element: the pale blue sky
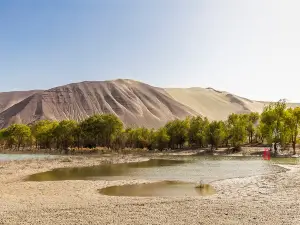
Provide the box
[1,0,300,102]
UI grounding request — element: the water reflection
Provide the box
[26,159,186,181]
[26,156,298,183]
[99,181,216,197]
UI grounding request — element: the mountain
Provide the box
[165,87,300,121]
[0,79,198,128]
[0,90,42,113]
[165,87,266,121]
[0,79,299,128]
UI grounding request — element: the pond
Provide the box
[26,159,186,181]
[99,181,216,197]
[26,156,296,183]
[0,153,54,161]
[26,156,299,197]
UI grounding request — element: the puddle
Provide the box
[26,159,186,181]
[26,156,295,183]
[99,181,216,197]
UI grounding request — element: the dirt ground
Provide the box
[1,154,300,225]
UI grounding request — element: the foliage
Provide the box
[0,100,300,155]
[227,113,248,148]
[53,120,77,152]
[5,124,32,150]
[154,127,170,150]
[79,114,123,148]
[165,118,189,149]
[283,107,300,154]
[206,121,226,151]
[188,116,209,147]
[31,120,58,149]
[246,112,260,143]
[260,99,287,155]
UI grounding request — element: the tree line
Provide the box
[0,100,299,155]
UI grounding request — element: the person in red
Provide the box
[263,148,270,160]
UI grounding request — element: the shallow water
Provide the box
[26,156,295,183]
[0,153,53,161]
[99,181,216,197]
[269,156,300,165]
[26,159,186,181]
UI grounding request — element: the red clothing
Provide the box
[263,148,270,160]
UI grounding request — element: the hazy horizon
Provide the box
[1,0,300,102]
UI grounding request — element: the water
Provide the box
[26,156,295,183]
[26,156,298,197]
[0,153,53,161]
[26,159,186,181]
[115,156,288,183]
[99,181,216,197]
[269,156,300,165]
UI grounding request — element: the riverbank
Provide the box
[1,145,298,157]
[1,155,300,225]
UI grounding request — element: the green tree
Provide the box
[165,119,189,149]
[0,128,7,149]
[284,107,300,154]
[5,124,31,150]
[154,127,170,150]
[114,130,128,150]
[53,120,77,152]
[246,112,260,143]
[188,116,209,148]
[79,114,105,148]
[79,114,123,148]
[206,121,226,151]
[255,123,264,143]
[129,127,154,149]
[226,114,248,150]
[100,114,123,147]
[260,99,287,155]
[31,120,58,150]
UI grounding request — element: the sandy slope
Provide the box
[0,90,42,113]
[1,79,300,128]
[1,156,300,225]
[165,87,267,120]
[165,87,300,121]
[0,80,198,128]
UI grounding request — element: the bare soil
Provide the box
[1,154,300,225]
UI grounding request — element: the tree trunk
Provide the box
[77,135,80,149]
[292,141,296,155]
[274,143,278,156]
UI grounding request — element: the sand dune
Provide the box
[165,88,300,120]
[0,90,41,113]
[0,79,299,128]
[0,79,198,128]
[165,87,268,120]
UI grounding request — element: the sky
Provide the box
[0,0,300,102]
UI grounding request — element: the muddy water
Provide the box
[26,156,294,183]
[99,181,216,197]
[26,156,297,197]
[26,159,186,181]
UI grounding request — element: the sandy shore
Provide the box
[1,155,300,225]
